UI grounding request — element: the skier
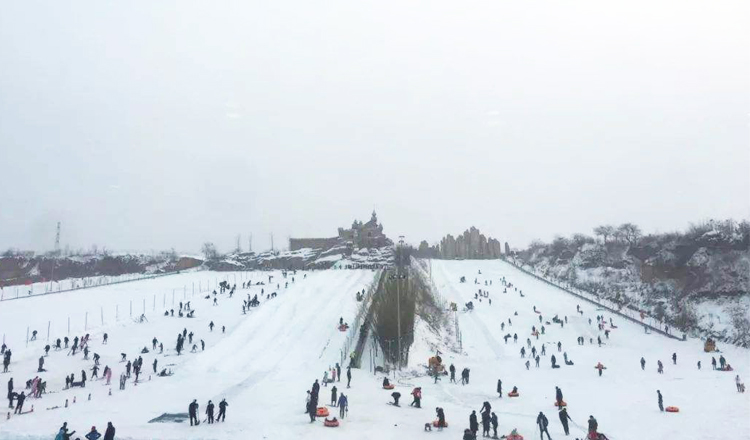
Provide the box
[536,411,551,440]
[14,391,25,414]
[657,390,663,412]
[496,379,502,398]
[450,364,457,383]
[469,410,479,437]
[206,400,215,424]
[331,385,338,406]
[391,391,401,406]
[640,357,646,370]
[103,422,115,440]
[189,399,199,426]
[558,406,572,435]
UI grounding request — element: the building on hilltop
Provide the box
[289,211,392,251]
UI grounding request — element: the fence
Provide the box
[0,271,258,350]
[500,257,683,340]
[0,271,185,302]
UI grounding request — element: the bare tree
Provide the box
[593,225,615,243]
[618,223,642,246]
[201,242,219,261]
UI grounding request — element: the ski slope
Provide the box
[0,269,378,440]
[421,259,750,440]
[1,261,747,440]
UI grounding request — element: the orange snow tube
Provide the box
[508,392,519,397]
[665,406,679,413]
[432,420,448,428]
[316,407,330,417]
[324,418,340,427]
[507,433,524,440]
[554,400,567,407]
[383,384,395,390]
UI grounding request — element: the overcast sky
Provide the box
[1,0,748,255]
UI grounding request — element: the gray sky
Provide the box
[1,0,748,255]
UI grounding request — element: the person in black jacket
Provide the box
[450,364,457,383]
[496,379,502,398]
[555,386,563,406]
[490,412,498,438]
[7,378,13,409]
[103,422,115,440]
[189,399,199,426]
[588,416,598,436]
[206,400,215,424]
[14,391,25,414]
[217,398,228,422]
[536,411,551,440]
[558,407,572,435]
[469,410,479,437]
[657,390,663,412]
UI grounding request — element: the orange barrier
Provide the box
[666,406,679,413]
[383,384,395,390]
[508,392,519,397]
[324,418,340,427]
[316,407,330,417]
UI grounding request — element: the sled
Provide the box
[324,418,340,427]
[507,392,519,397]
[554,400,566,407]
[432,420,448,428]
[383,384,395,390]
[506,434,524,440]
[665,406,679,413]
[534,311,542,314]
[316,407,330,417]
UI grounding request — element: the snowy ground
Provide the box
[1,261,748,440]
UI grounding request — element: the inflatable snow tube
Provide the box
[432,420,448,428]
[324,418,340,427]
[383,384,395,390]
[508,392,519,397]
[316,407,330,417]
[665,406,679,413]
[338,325,348,332]
[507,434,524,440]
[554,400,567,407]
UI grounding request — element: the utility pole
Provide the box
[236,234,241,254]
[248,233,253,253]
[270,233,274,252]
[396,272,401,370]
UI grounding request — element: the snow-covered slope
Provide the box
[2,261,748,440]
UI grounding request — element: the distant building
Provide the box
[289,211,392,251]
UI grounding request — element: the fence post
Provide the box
[101,307,104,326]
[153,295,156,311]
[116,305,119,321]
[68,317,70,335]
[47,321,51,342]
[85,312,88,331]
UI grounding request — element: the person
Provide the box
[490,412,499,438]
[450,364,457,383]
[331,385,338,406]
[338,393,348,418]
[218,398,228,422]
[657,360,664,374]
[559,406,571,435]
[657,390,663,412]
[382,377,390,388]
[462,368,471,385]
[209,321,214,331]
[103,422,115,440]
[640,357,646,370]
[480,402,491,438]
[736,375,743,392]
[206,400,215,424]
[14,391,25,414]
[391,391,401,406]
[537,411,551,440]
[85,426,101,440]
[672,353,677,365]
[719,355,726,369]
[555,386,563,406]
[336,363,341,382]
[697,361,701,370]
[588,415,598,437]
[469,410,479,437]
[496,379,502,398]
[346,366,352,388]
[189,399,199,426]
[411,387,422,408]
[433,407,446,431]
[712,357,717,370]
